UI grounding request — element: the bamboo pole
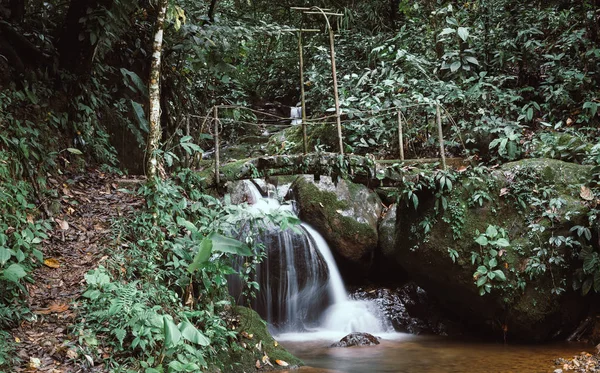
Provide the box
[328,26,344,155]
[298,30,308,154]
[436,104,447,171]
[214,106,220,185]
[397,110,404,160]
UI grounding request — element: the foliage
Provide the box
[471,225,509,296]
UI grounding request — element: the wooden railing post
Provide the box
[298,30,308,154]
[328,23,343,155]
[214,106,220,185]
[436,104,447,171]
[397,110,404,161]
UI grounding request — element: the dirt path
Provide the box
[11,170,143,372]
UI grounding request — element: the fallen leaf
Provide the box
[14,337,20,343]
[273,341,278,347]
[55,218,69,230]
[29,357,41,369]
[275,359,289,367]
[27,215,34,224]
[34,303,69,315]
[255,340,262,351]
[66,349,78,359]
[44,258,61,268]
[255,360,261,369]
[580,186,594,201]
[84,354,94,366]
[499,188,509,197]
[456,165,468,173]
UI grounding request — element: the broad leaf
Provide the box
[3,263,26,282]
[179,320,210,346]
[493,270,506,281]
[475,235,488,246]
[163,316,182,347]
[187,238,212,273]
[209,232,252,256]
[457,27,469,41]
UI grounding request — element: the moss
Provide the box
[296,180,376,242]
[213,307,303,373]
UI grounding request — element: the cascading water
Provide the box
[230,180,392,338]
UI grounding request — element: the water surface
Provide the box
[279,333,588,373]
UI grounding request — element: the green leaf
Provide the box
[209,232,252,256]
[179,320,210,346]
[495,238,510,247]
[526,107,533,121]
[164,316,182,347]
[476,265,488,275]
[476,276,487,287]
[3,263,27,282]
[475,235,488,246]
[66,148,83,155]
[493,270,507,281]
[582,277,593,295]
[176,217,199,235]
[0,247,11,266]
[130,101,149,133]
[439,28,456,36]
[488,258,497,268]
[450,61,461,72]
[485,225,498,238]
[188,238,212,273]
[464,56,479,65]
[457,27,469,41]
[120,68,148,96]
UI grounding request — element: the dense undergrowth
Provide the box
[1,0,600,369]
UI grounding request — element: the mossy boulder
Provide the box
[385,158,593,341]
[212,307,303,373]
[290,176,382,281]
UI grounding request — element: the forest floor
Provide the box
[10,169,143,372]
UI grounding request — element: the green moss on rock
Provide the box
[212,307,303,373]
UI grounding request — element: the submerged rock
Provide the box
[331,332,380,347]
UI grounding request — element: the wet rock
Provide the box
[386,159,593,341]
[331,332,380,347]
[555,351,600,372]
[289,175,381,280]
[351,283,459,336]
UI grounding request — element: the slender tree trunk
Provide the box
[207,0,219,23]
[145,0,168,179]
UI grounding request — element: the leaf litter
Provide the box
[11,169,144,372]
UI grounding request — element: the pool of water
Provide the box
[277,333,588,373]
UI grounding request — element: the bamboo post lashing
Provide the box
[298,30,308,154]
[214,106,220,184]
[436,104,447,171]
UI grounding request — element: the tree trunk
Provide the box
[57,0,113,75]
[145,0,168,179]
[207,0,219,23]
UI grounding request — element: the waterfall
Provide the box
[232,180,392,337]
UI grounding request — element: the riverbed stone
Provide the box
[331,332,380,347]
[385,158,593,341]
[289,175,382,280]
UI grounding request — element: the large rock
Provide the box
[289,176,382,280]
[331,332,380,347]
[385,159,594,341]
[351,283,461,335]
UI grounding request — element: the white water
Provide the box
[242,180,392,339]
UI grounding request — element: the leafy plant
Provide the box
[472,225,510,296]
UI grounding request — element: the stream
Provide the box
[278,333,587,373]
[235,180,591,373]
